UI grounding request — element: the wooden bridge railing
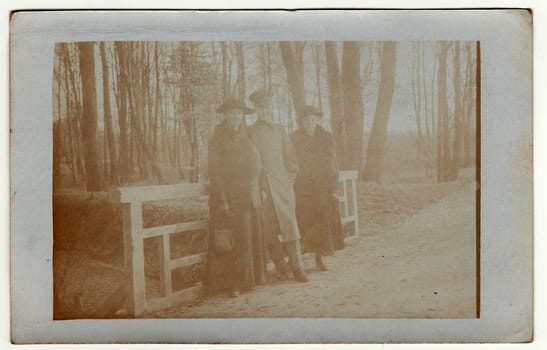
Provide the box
[338,170,360,236]
[112,170,359,316]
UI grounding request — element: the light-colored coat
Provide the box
[248,120,301,242]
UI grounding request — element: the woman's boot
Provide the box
[315,252,327,271]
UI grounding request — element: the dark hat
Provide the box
[249,89,273,105]
[216,98,254,114]
[298,105,323,119]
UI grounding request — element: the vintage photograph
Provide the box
[51,40,479,319]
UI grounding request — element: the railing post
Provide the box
[351,176,360,236]
[342,179,349,218]
[131,202,146,315]
[121,203,135,317]
[121,201,147,316]
[162,233,172,296]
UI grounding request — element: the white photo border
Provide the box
[9,9,532,344]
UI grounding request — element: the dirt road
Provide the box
[151,186,476,318]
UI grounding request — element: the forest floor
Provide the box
[53,171,477,319]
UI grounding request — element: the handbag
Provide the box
[212,227,234,253]
[212,210,234,253]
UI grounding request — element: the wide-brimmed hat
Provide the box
[216,98,254,114]
[298,105,323,119]
[249,89,273,105]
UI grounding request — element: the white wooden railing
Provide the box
[338,170,360,236]
[112,170,359,316]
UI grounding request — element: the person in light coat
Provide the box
[247,89,308,283]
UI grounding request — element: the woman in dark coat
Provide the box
[291,105,344,271]
[206,99,266,297]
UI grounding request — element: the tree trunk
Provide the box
[363,41,397,182]
[235,42,246,100]
[114,42,131,183]
[267,43,272,90]
[325,41,347,168]
[436,42,451,182]
[463,42,475,167]
[222,42,229,98]
[314,43,323,110]
[63,44,86,180]
[412,43,423,170]
[342,41,365,173]
[287,90,294,132]
[77,42,103,191]
[153,42,160,159]
[279,42,306,116]
[126,74,163,183]
[60,44,78,183]
[99,42,118,185]
[451,42,463,180]
[293,42,306,98]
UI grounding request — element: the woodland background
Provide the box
[52,41,478,191]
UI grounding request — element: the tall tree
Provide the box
[313,42,323,110]
[451,42,463,179]
[99,42,118,185]
[363,41,397,182]
[152,42,161,158]
[412,42,424,168]
[114,42,131,183]
[62,43,86,181]
[341,41,365,172]
[221,42,229,98]
[436,42,451,182]
[77,42,103,191]
[463,42,476,167]
[235,42,246,99]
[325,41,347,168]
[279,42,306,115]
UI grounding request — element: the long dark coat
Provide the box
[291,126,345,254]
[206,122,266,293]
[248,120,301,243]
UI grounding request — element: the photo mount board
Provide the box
[10,9,532,343]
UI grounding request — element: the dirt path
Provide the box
[151,187,476,318]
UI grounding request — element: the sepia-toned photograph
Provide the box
[51,39,479,319]
[9,9,533,344]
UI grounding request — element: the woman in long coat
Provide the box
[291,105,344,271]
[206,99,266,297]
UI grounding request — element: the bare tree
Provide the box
[341,41,365,172]
[77,42,103,191]
[99,42,118,185]
[221,42,229,98]
[363,41,397,182]
[463,41,476,167]
[436,41,452,182]
[451,42,463,177]
[325,41,347,168]
[313,42,323,111]
[279,41,306,115]
[114,42,131,183]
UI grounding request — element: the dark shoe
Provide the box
[315,254,327,272]
[276,262,290,281]
[278,270,289,281]
[293,269,309,283]
[229,288,240,298]
[241,286,254,293]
